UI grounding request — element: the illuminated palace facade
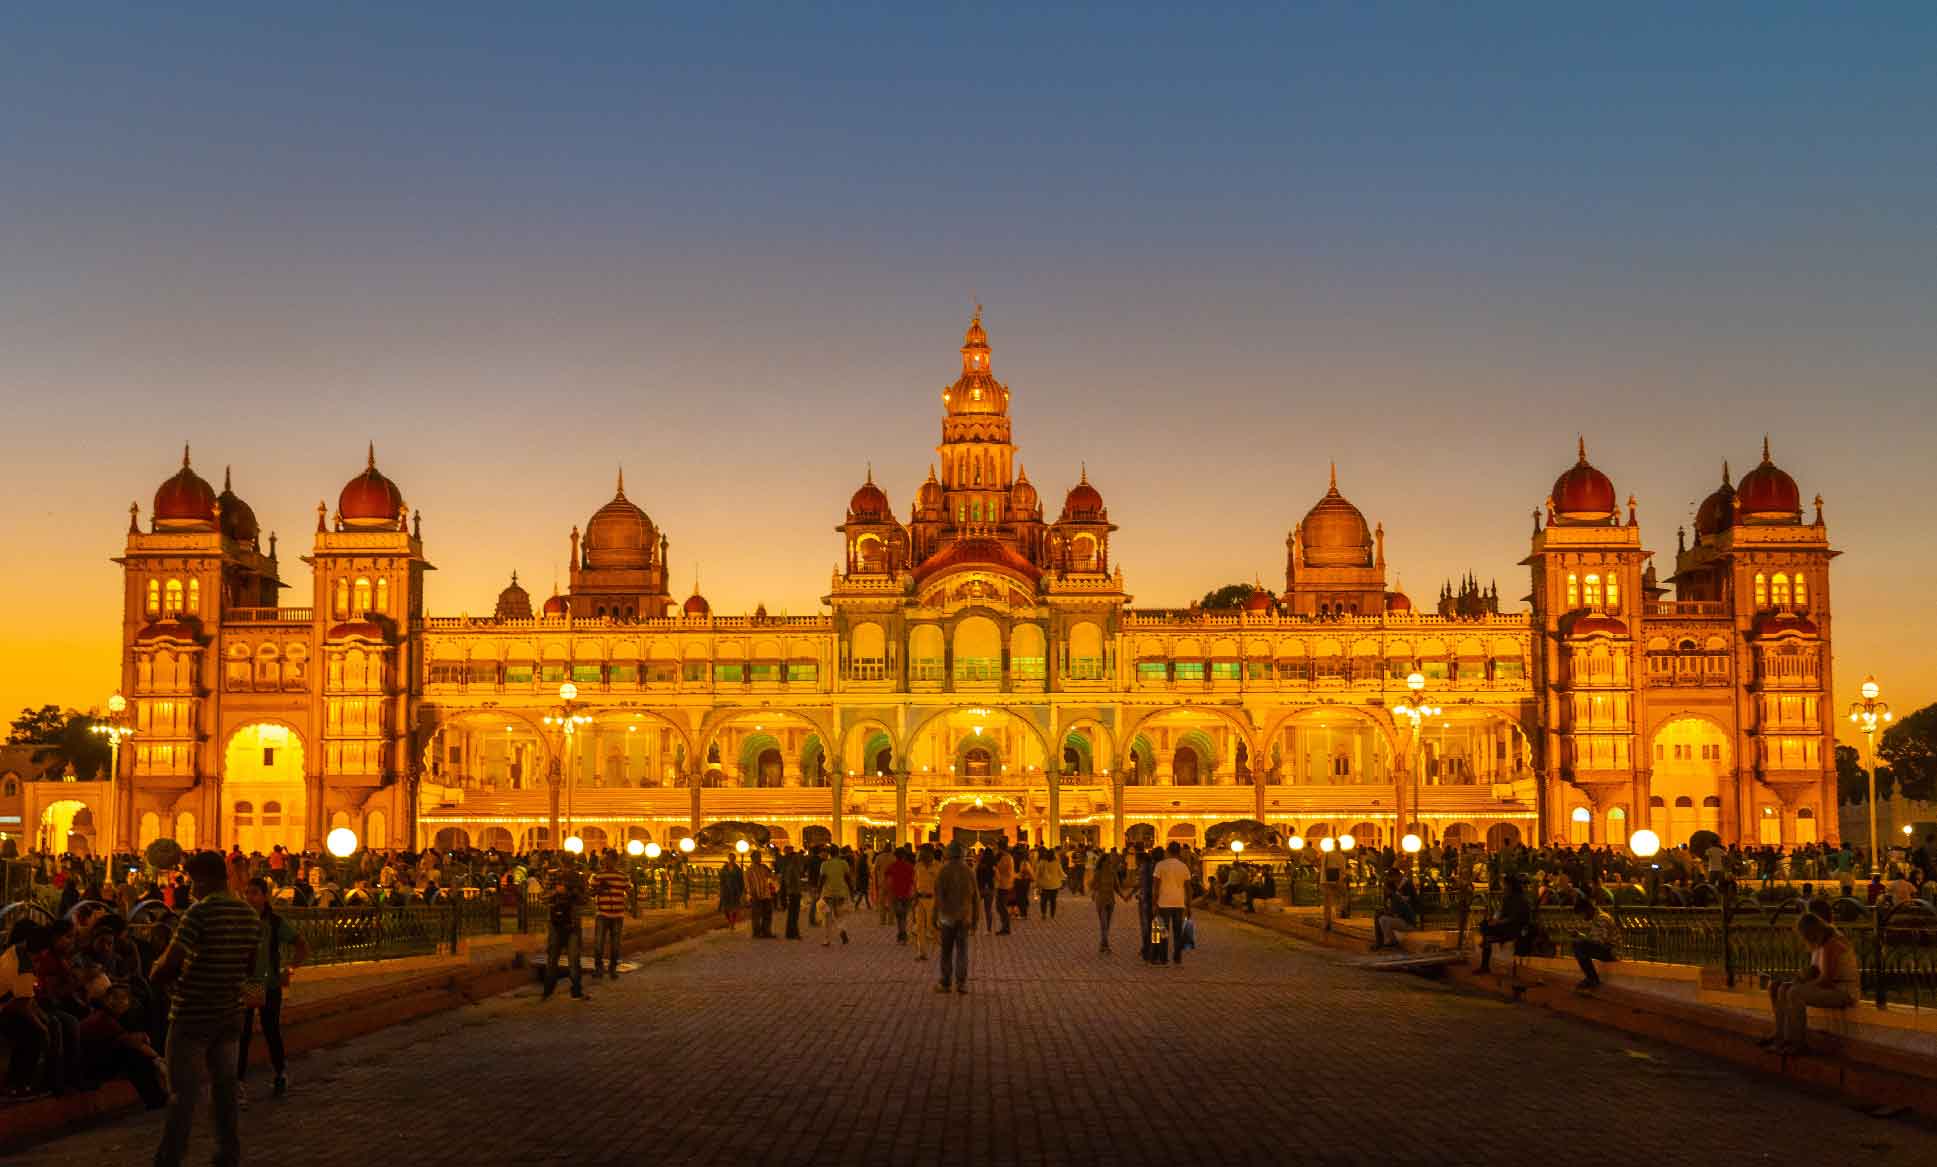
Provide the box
[86,313,1841,858]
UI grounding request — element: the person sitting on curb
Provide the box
[1572,897,1619,991]
[1372,873,1419,951]
[1761,913,1860,1056]
[1475,874,1532,974]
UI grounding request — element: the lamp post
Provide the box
[1848,676,1893,874]
[543,682,591,850]
[1390,670,1440,856]
[91,693,135,859]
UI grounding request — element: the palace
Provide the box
[28,312,1842,858]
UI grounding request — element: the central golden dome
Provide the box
[583,471,657,570]
[1299,466,1372,567]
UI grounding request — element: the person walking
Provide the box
[589,853,629,978]
[818,847,851,946]
[933,843,976,994]
[779,846,805,941]
[975,848,998,933]
[148,850,261,1167]
[1153,843,1192,966]
[887,846,916,943]
[873,846,896,926]
[746,850,777,939]
[1035,846,1064,920]
[237,876,307,1099]
[994,841,1016,935]
[540,862,589,1001]
[1013,845,1035,922]
[1090,849,1125,954]
[911,843,940,961]
[719,855,746,930]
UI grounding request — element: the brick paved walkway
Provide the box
[18,899,1937,1166]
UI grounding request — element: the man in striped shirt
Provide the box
[590,853,630,979]
[150,850,260,1167]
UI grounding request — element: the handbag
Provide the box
[1149,916,1167,946]
[1180,917,1197,952]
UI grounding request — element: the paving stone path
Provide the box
[18,898,1937,1166]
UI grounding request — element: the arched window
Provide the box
[353,577,372,615]
[970,499,982,522]
[186,578,200,616]
[1605,575,1620,613]
[1583,574,1603,607]
[1792,572,1808,607]
[1565,573,1579,608]
[957,504,966,524]
[1753,573,1767,608]
[1770,573,1790,607]
[334,579,349,618]
[163,579,184,616]
[375,577,389,615]
[146,580,161,615]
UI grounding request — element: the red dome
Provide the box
[216,467,259,544]
[1010,469,1039,515]
[1562,612,1629,638]
[541,592,569,617]
[339,444,405,530]
[326,620,387,641]
[1244,588,1276,612]
[915,470,944,516]
[848,474,890,520]
[136,620,200,642]
[1060,469,1104,520]
[1551,439,1616,523]
[682,592,711,617]
[1736,441,1800,522]
[1384,591,1412,613]
[1694,465,1735,537]
[912,537,1043,587]
[153,446,217,530]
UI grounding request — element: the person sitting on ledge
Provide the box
[1572,896,1619,991]
[1761,913,1860,1056]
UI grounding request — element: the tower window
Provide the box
[186,578,200,616]
[375,577,390,615]
[1771,573,1790,607]
[1605,575,1620,613]
[1583,573,1602,607]
[1793,573,1807,607]
[1565,573,1579,609]
[163,579,184,617]
[1753,573,1768,608]
[353,577,372,615]
[146,580,161,615]
[334,579,350,618]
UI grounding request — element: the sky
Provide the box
[1,4,1933,729]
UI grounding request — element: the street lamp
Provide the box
[1229,839,1245,857]
[735,839,750,855]
[1628,829,1661,859]
[91,693,135,853]
[1338,834,1356,852]
[643,842,662,860]
[1286,835,1305,851]
[677,836,696,854]
[626,838,646,857]
[1401,833,1422,854]
[542,682,593,845]
[1848,675,1893,874]
[1319,836,1336,854]
[326,827,359,858]
[563,834,584,854]
[1390,670,1440,854]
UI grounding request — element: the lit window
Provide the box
[1566,573,1579,608]
[146,580,161,615]
[1793,573,1807,606]
[163,579,184,616]
[1771,573,1790,607]
[353,577,372,614]
[186,578,200,615]
[1605,575,1620,613]
[1583,574,1602,607]
[334,579,350,618]
[375,577,389,615]
[1753,573,1767,608]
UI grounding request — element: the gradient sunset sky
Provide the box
[2,5,1932,726]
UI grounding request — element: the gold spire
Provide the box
[616,466,625,497]
[182,443,192,469]
[366,441,377,471]
[1722,459,1731,487]
[1328,460,1337,491]
[1577,435,1588,463]
[223,466,232,492]
[1762,434,1772,463]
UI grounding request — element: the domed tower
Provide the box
[1525,438,1644,845]
[838,467,909,578]
[907,465,947,562]
[1283,464,1387,616]
[494,573,534,621]
[935,307,1017,532]
[1007,464,1046,561]
[567,470,673,620]
[1049,466,1116,575]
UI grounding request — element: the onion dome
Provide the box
[1384,590,1412,613]
[215,467,259,544]
[541,590,568,617]
[494,572,533,621]
[1561,611,1629,638]
[1060,466,1105,521]
[582,469,656,570]
[136,620,200,642]
[1541,436,1619,523]
[913,536,1044,587]
[339,443,407,530]
[1753,611,1819,638]
[1244,587,1276,613]
[1009,465,1039,516]
[1735,437,1802,523]
[682,590,711,617]
[1550,438,1617,524]
[153,445,218,531]
[1299,464,1373,568]
[914,466,945,518]
[1694,461,1736,537]
[942,307,1009,417]
[847,467,890,521]
[327,620,387,641]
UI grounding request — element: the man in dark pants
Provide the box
[541,862,589,1001]
[238,877,307,1097]
[779,847,805,940]
[1476,874,1532,973]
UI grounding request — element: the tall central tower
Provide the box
[936,308,1016,529]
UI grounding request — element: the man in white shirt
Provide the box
[1152,843,1193,966]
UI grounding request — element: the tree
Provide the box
[1879,702,1937,804]
[7,705,109,779]
[8,704,66,745]
[1836,744,1866,805]
[1200,582,1268,611]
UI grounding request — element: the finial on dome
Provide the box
[1761,434,1772,463]
[616,466,625,496]
[1722,459,1731,487]
[1329,460,1337,490]
[316,500,328,532]
[128,501,140,534]
[866,462,873,484]
[223,466,232,492]
[1577,435,1588,463]
[182,443,192,468]
[1080,462,1088,484]
[511,570,519,586]
[366,441,377,471]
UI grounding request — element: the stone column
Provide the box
[895,771,910,846]
[832,770,846,850]
[1046,767,1061,848]
[1111,777,1126,849]
[688,771,703,838]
